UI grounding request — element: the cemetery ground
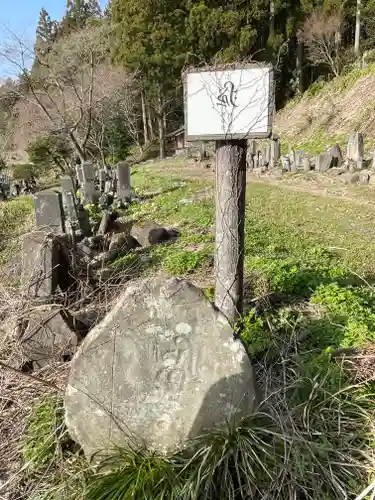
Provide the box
[3,159,375,499]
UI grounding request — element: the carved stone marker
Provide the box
[21,231,59,298]
[61,175,76,198]
[117,162,132,203]
[270,139,280,168]
[75,165,84,186]
[61,176,78,226]
[82,162,95,183]
[19,305,80,369]
[65,276,255,457]
[347,133,364,162]
[294,149,304,168]
[327,144,343,167]
[33,190,64,233]
[98,170,106,193]
[302,157,311,171]
[315,152,333,172]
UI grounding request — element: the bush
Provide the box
[11,163,39,181]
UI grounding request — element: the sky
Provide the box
[0,0,107,77]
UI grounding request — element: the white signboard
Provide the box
[184,65,273,141]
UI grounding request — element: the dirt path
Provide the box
[149,161,375,207]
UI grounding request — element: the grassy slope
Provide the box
[275,63,375,152]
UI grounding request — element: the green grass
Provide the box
[0,195,34,262]
[23,395,66,474]
[19,162,375,499]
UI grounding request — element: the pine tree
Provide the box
[61,0,101,35]
[34,8,57,61]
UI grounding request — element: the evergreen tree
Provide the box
[34,8,57,61]
[60,0,101,35]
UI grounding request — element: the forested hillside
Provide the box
[0,0,374,171]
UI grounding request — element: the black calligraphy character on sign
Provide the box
[217,81,238,108]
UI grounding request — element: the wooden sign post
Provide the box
[184,64,273,322]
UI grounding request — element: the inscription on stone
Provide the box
[65,276,255,457]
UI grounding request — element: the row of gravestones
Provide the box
[247,133,372,176]
[34,161,132,238]
[20,160,256,462]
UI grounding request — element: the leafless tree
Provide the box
[0,24,127,163]
[298,10,344,77]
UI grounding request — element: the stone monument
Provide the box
[65,276,255,457]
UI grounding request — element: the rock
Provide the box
[130,221,170,247]
[327,144,343,167]
[347,133,364,162]
[88,235,105,249]
[359,170,370,184]
[88,251,112,270]
[341,172,360,184]
[72,308,100,331]
[21,231,59,299]
[65,276,255,458]
[19,305,85,369]
[327,167,348,176]
[315,152,333,172]
[76,238,93,263]
[108,231,138,256]
[97,213,112,235]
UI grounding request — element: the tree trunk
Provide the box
[157,92,165,159]
[269,0,275,41]
[68,130,85,163]
[214,140,247,323]
[355,0,361,57]
[146,97,154,140]
[141,91,149,146]
[296,40,304,93]
[158,113,165,159]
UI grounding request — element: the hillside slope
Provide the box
[275,65,375,151]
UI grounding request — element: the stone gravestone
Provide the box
[61,176,78,227]
[281,155,291,172]
[263,145,271,166]
[82,182,99,205]
[302,157,311,171]
[117,162,132,203]
[81,162,98,204]
[372,150,375,169]
[294,149,304,168]
[75,165,84,187]
[65,276,255,458]
[327,144,343,168]
[315,152,333,173]
[61,175,76,199]
[33,190,65,234]
[98,170,106,193]
[82,162,95,183]
[20,305,80,369]
[347,133,364,162]
[21,231,59,298]
[270,139,280,168]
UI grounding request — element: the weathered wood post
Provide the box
[184,64,273,323]
[214,140,247,322]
